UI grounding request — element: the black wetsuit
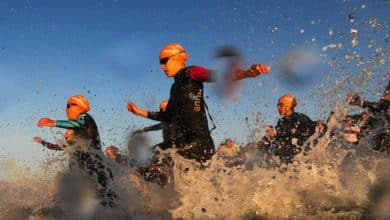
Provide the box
[274,112,316,164]
[55,113,116,207]
[40,140,65,150]
[140,122,177,150]
[148,66,215,162]
[349,80,389,114]
[360,99,390,113]
[361,100,389,152]
[350,87,390,153]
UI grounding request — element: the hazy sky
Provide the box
[0,0,388,165]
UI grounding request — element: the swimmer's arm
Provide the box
[55,118,86,129]
[146,112,161,120]
[348,94,386,112]
[127,102,168,121]
[142,123,163,132]
[40,140,64,151]
[232,64,270,80]
[188,65,269,82]
[362,100,388,112]
[147,111,170,121]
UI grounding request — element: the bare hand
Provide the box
[32,136,42,143]
[127,102,140,115]
[246,64,270,77]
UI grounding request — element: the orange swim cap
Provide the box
[278,93,297,107]
[66,95,90,120]
[159,43,188,62]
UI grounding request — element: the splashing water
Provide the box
[0,118,389,220]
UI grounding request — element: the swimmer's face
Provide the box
[64,130,74,143]
[277,102,294,116]
[160,56,185,77]
[361,113,369,122]
[344,117,353,126]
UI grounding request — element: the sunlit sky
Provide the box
[0,0,388,167]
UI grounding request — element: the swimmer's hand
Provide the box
[32,136,43,143]
[246,64,270,77]
[37,118,56,127]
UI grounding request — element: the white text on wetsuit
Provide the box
[194,89,202,112]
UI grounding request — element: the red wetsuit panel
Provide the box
[188,66,210,82]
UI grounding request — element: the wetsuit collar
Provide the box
[174,66,190,80]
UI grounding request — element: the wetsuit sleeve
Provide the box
[147,111,168,121]
[143,123,163,132]
[55,116,86,129]
[188,66,215,82]
[362,100,389,112]
[40,140,64,151]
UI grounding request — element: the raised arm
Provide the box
[127,102,172,122]
[347,93,389,113]
[188,64,269,82]
[37,115,86,130]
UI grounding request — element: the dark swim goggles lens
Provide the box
[159,57,169,65]
[159,51,185,65]
[67,103,76,109]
